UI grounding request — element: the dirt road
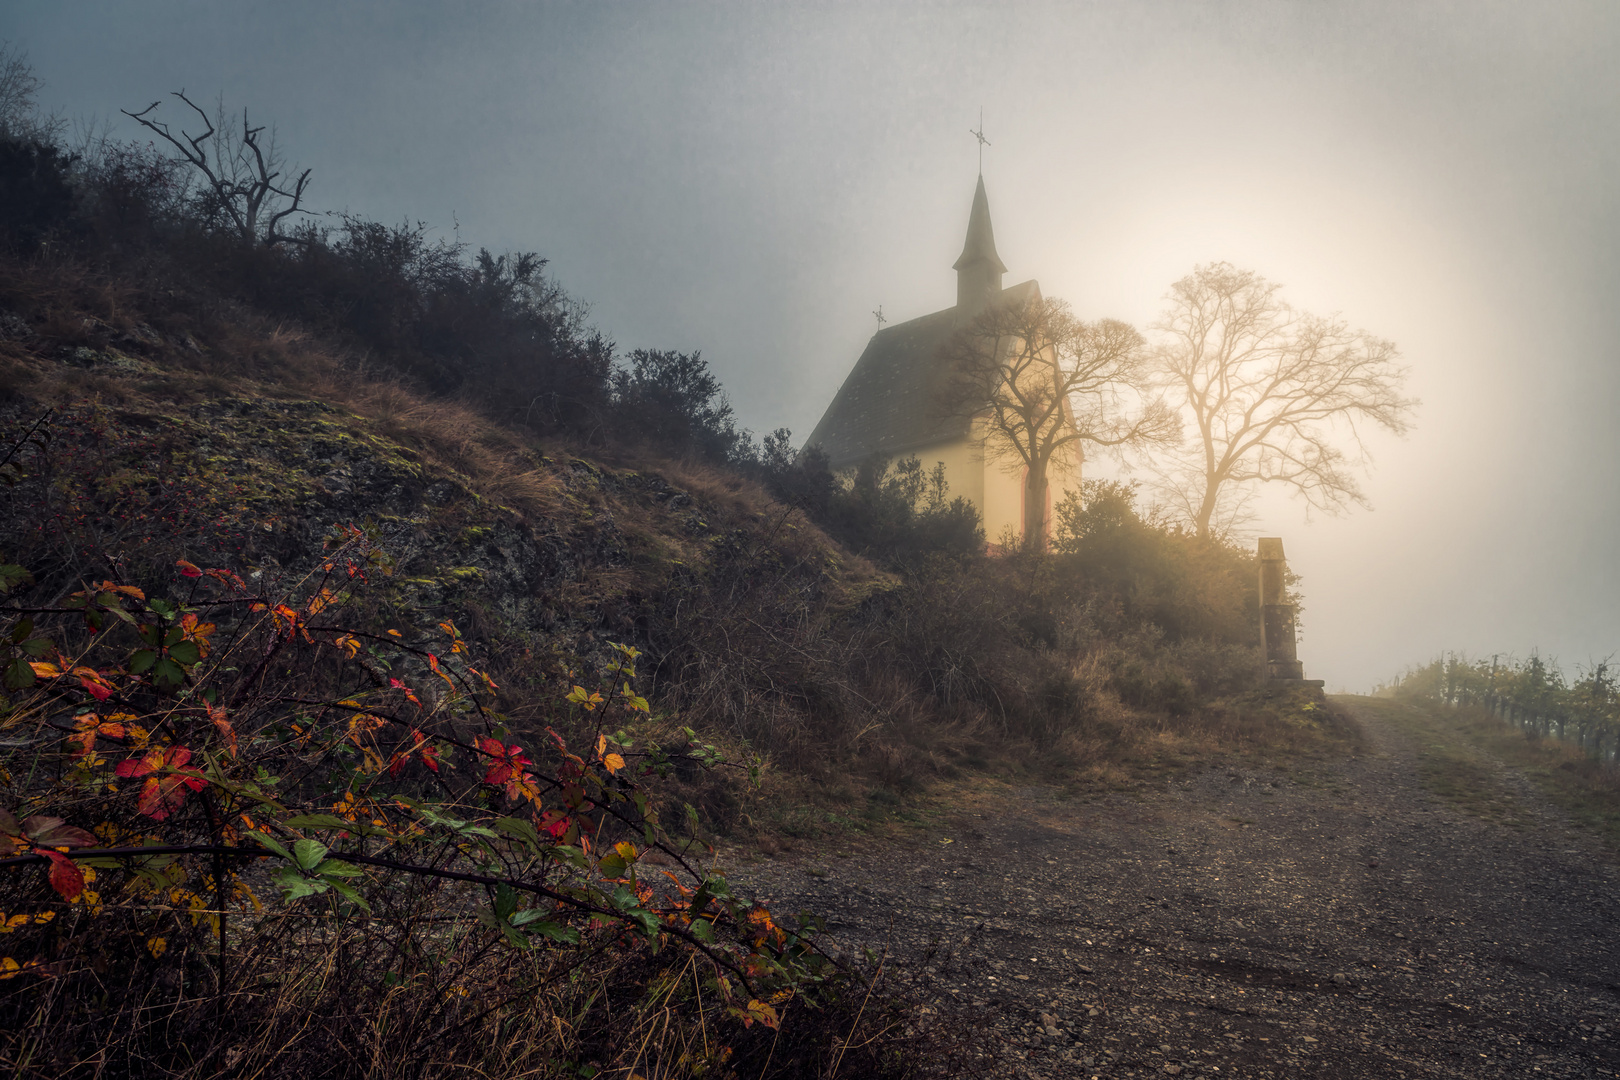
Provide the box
[730,696,1620,1078]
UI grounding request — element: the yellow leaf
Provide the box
[147,937,167,959]
[604,752,626,774]
[235,880,264,914]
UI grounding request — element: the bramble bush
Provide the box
[0,510,900,1076]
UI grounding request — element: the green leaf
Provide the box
[272,866,324,900]
[598,852,630,879]
[8,618,32,644]
[414,805,469,831]
[689,917,716,943]
[19,637,54,658]
[129,650,157,675]
[151,658,186,688]
[2,658,34,690]
[493,816,542,849]
[313,859,363,878]
[325,879,371,913]
[283,813,352,831]
[0,564,32,593]
[167,640,201,666]
[493,883,518,919]
[548,844,589,871]
[292,838,328,871]
[525,920,580,944]
[148,598,176,619]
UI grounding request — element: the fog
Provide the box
[9,1,1618,691]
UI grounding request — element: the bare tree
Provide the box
[121,91,311,245]
[940,294,1178,552]
[0,41,65,142]
[1151,262,1417,538]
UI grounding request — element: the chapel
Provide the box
[802,175,1083,544]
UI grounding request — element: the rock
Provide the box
[1077,964,1095,974]
[1332,972,1350,986]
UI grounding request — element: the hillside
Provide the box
[0,121,1339,1078]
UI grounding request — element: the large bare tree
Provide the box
[940,294,1177,551]
[122,91,311,246]
[1152,263,1417,538]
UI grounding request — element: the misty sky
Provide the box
[8,1,1619,691]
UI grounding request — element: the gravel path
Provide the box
[728,696,1620,1078]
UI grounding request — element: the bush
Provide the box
[0,137,76,254]
[0,524,900,1077]
[610,347,749,463]
[820,455,985,565]
[1053,479,1259,646]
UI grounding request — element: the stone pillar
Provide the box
[1258,538,1309,682]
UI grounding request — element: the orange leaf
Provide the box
[175,559,202,578]
[207,703,236,757]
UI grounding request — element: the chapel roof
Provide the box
[803,278,1040,470]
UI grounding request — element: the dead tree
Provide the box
[122,91,311,246]
[1151,263,1417,538]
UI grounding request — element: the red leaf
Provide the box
[175,559,202,578]
[74,667,114,702]
[136,773,203,821]
[115,747,165,779]
[120,747,204,820]
[43,851,82,901]
[477,736,535,799]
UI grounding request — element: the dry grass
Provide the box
[0,250,576,523]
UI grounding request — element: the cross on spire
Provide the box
[969,108,990,173]
[873,305,887,329]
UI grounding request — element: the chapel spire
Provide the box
[953,174,1007,313]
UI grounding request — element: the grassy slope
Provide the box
[0,256,1358,850]
[1356,695,1620,847]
